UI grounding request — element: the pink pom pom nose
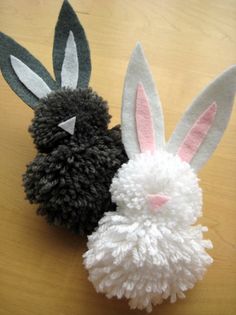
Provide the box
[147,194,170,212]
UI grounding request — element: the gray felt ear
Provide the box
[167,65,236,172]
[53,0,91,89]
[0,32,57,109]
[122,43,165,159]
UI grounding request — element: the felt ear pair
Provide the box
[122,43,236,171]
[0,0,91,109]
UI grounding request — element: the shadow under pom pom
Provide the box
[23,88,127,235]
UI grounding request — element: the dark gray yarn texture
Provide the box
[23,88,128,235]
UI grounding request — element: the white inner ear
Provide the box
[10,55,52,99]
[61,31,79,89]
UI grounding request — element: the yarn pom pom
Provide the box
[84,151,213,311]
[111,151,203,225]
[23,88,127,234]
[84,213,213,312]
[29,88,112,152]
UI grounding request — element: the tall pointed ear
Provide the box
[122,43,165,159]
[53,0,91,89]
[0,33,56,109]
[167,66,236,172]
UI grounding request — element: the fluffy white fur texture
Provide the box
[111,150,202,225]
[83,151,213,312]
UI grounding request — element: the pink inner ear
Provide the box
[135,82,156,153]
[177,102,217,163]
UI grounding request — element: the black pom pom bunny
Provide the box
[0,0,127,234]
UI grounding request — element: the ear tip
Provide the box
[57,0,83,31]
[68,30,74,38]
[62,0,70,6]
[10,55,19,67]
[131,42,146,62]
[135,41,142,48]
[211,102,217,109]
[220,65,236,89]
[223,64,236,76]
[60,0,74,14]
[229,64,236,70]
[230,64,236,75]
[213,103,217,112]
[9,54,15,62]
[134,42,144,53]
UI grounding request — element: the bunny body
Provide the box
[85,216,212,311]
[84,151,213,311]
[23,88,127,234]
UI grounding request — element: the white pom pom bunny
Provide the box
[83,43,236,312]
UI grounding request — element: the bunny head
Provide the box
[111,150,202,226]
[111,43,236,226]
[0,0,112,152]
[0,1,128,234]
[30,88,110,152]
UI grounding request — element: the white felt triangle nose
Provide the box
[58,116,76,135]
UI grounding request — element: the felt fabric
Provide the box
[178,103,217,163]
[58,116,76,135]
[122,43,164,159]
[147,193,170,212]
[10,55,52,99]
[167,65,236,172]
[136,83,156,153]
[53,0,91,89]
[0,32,57,109]
[61,31,79,89]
